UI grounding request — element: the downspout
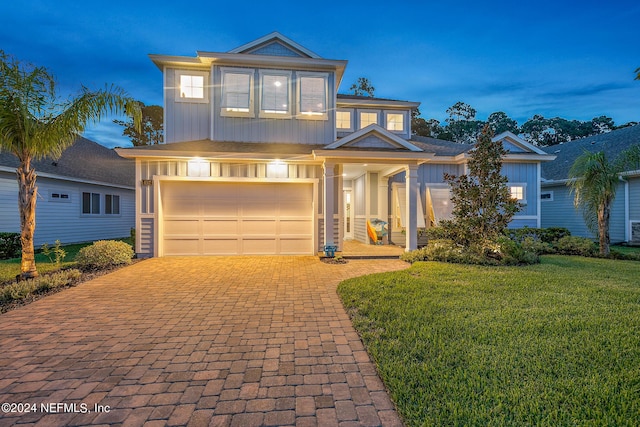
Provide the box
[619,176,629,243]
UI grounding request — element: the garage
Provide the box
[160,181,314,255]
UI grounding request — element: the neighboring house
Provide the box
[541,124,640,245]
[117,32,554,257]
[0,137,135,246]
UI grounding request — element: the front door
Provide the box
[344,189,354,240]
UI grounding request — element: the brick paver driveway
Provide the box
[0,256,408,426]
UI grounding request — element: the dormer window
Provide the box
[386,112,405,132]
[336,110,353,131]
[221,67,254,117]
[298,72,328,120]
[259,70,291,118]
[359,111,378,128]
[175,71,208,103]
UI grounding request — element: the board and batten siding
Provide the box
[541,182,627,243]
[164,68,211,143]
[0,173,134,246]
[211,66,336,145]
[502,162,538,217]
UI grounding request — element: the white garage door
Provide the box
[161,181,314,255]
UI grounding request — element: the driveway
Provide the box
[0,256,408,426]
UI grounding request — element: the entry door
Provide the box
[344,189,354,239]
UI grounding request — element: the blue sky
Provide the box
[2,0,639,148]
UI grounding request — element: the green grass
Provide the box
[612,244,640,255]
[338,256,640,426]
[0,238,133,283]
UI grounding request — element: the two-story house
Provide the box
[117,32,554,257]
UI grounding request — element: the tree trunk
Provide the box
[17,157,39,279]
[598,202,610,257]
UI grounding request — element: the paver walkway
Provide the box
[0,256,408,426]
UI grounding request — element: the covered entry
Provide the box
[160,180,314,255]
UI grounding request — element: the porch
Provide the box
[333,240,405,259]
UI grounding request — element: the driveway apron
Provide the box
[0,256,408,426]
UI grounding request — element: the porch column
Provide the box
[337,164,344,250]
[378,175,389,244]
[323,161,336,248]
[405,164,418,251]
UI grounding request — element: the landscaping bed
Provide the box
[338,255,640,426]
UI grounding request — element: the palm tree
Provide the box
[568,146,640,256]
[0,51,140,279]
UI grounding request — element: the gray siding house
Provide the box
[541,124,640,244]
[117,32,554,257]
[0,137,135,246]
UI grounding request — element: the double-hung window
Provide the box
[359,111,378,128]
[298,72,328,120]
[221,68,254,117]
[105,194,120,215]
[82,192,100,215]
[175,71,208,103]
[336,110,353,131]
[259,70,291,118]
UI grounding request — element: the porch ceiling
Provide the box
[342,163,405,180]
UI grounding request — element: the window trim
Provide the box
[358,109,380,129]
[540,191,554,202]
[105,194,121,216]
[297,71,329,121]
[258,69,292,119]
[82,191,101,215]
[509,183,527,205]
[174,70,209,103]
[336,109,354,131]
[220,67,255,118]
[384,110,407,133]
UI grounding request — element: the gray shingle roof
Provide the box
[121,139,326,155]
[541,124,640,181]
[410,135,473,156]
[0,137,134,187]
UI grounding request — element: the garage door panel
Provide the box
[203,238,240,255]
[164,219,199,235]
[242,220,277,234]
[203,220,238,234]
[164,238,200,255]
[162,181,313,255]
[242,239,277,254]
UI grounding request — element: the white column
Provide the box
[378,175,389,244]
[337,164,344,250]
[323,161,336,248]
[405,164,418,251]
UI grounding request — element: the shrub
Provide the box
[520,236,554,255]
[507,227,571,245]
[75,240,134,269]
[497,236,540,265]
[0,232,21,260]
[41,240,66,266]
[554,236,597,256]
[0,269,81,303]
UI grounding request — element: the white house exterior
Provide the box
[117,32,554,257]
[0,137,135,246]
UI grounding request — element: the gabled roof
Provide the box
[0,137,134,187]
[541,124,640,180]
[325,124,423,152]
[493,131,548,155]
[228,32,321,59]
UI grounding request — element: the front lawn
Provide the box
[338,256,640,426]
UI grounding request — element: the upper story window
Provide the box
[259,70,291,118]
[359,111,378,129]
[221,67,254,117]
[336,110,353,131]
[298,72,328,120]
[386,112,405,132]
[175,71,208,103]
